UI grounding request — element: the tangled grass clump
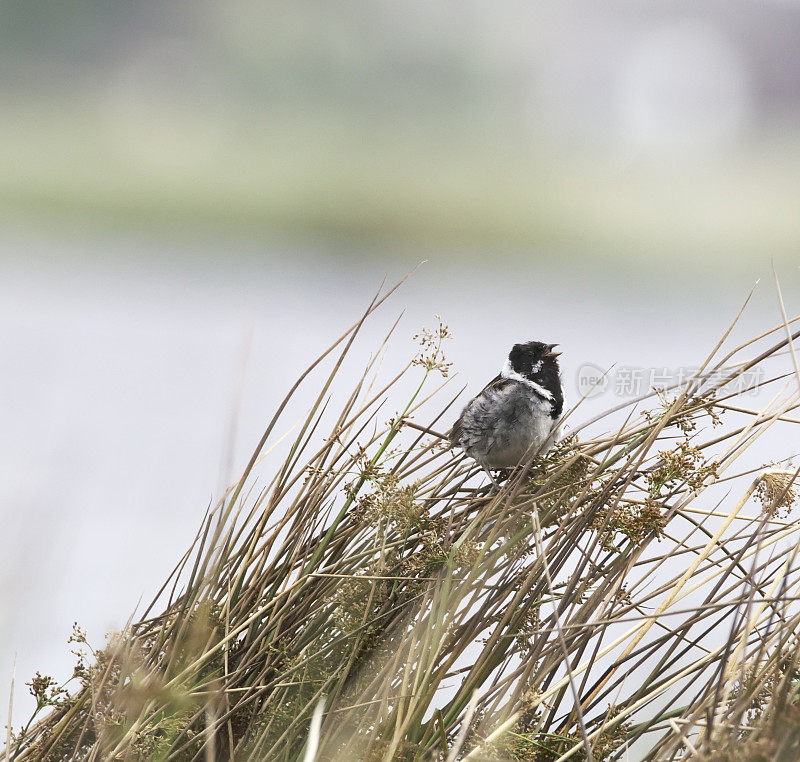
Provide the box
[5,279,800,761]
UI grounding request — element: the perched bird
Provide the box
[449,341,564,484]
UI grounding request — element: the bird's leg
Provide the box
[482,465,501,491]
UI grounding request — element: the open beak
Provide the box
[546,343,562,358]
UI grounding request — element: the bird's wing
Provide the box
[477,374,512,396]
[449,374,513,447]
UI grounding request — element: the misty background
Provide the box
[2,0,799,725]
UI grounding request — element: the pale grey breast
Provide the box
[453,379,556,469]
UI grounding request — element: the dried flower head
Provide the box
[592,499,668,551]
[26,672,67,711]
[643,390,724,434]
[755,468,797,518]
[412,315,453,377]
[647,439,718,498]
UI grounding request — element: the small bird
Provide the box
[449,341,564,484]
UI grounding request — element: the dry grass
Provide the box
[5,277,800,762]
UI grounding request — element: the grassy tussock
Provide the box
[5,281,800,762]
